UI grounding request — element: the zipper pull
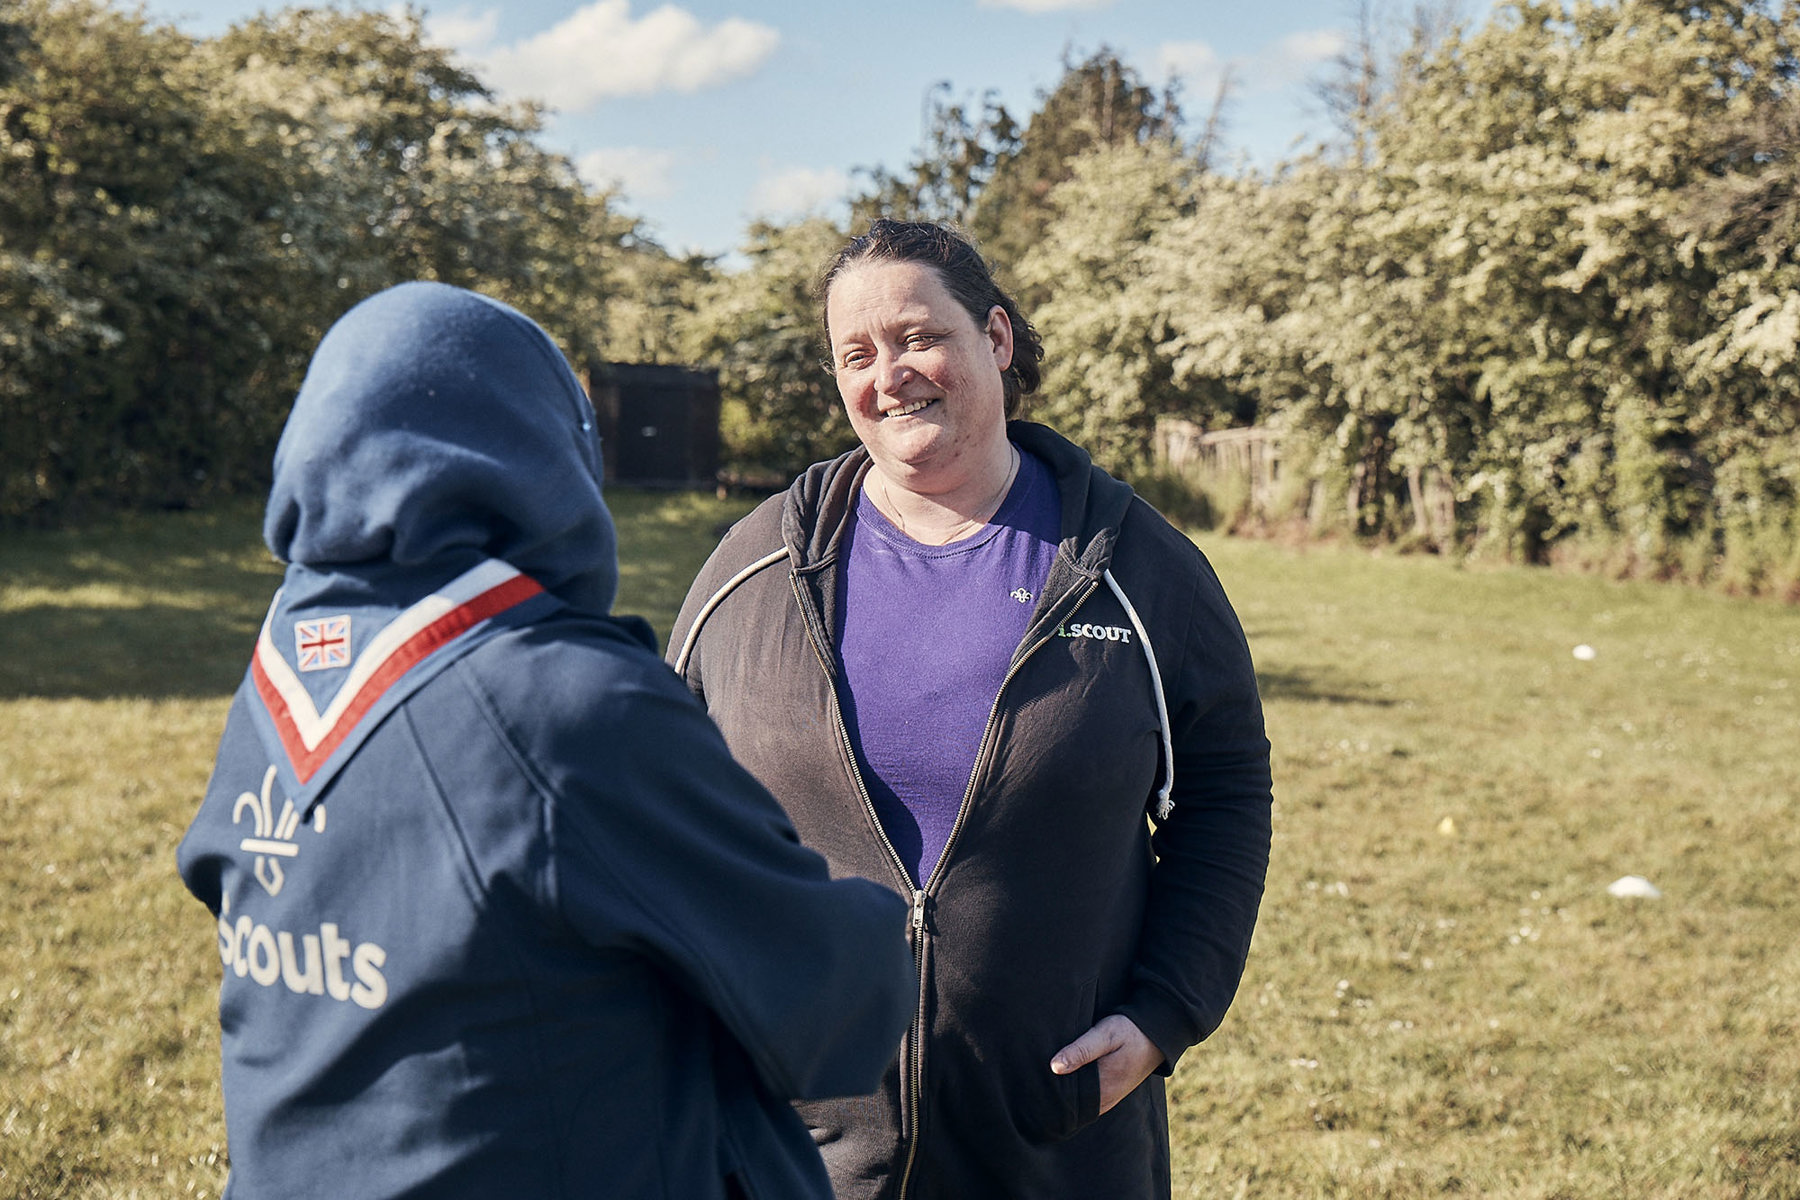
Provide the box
[910,889,928,934]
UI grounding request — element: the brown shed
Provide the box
[586,363,721,488]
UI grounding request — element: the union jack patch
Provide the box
[294,615,352,672]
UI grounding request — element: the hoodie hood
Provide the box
[264,281,617,615]
[243,282,609,808]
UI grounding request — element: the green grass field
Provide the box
[3,493,1797,1198]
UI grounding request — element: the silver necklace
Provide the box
[878,445,1019,545]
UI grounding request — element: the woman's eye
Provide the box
[906,334,938,350]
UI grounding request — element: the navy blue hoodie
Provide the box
[176,282,914,1199]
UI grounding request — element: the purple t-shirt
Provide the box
[835,447,1061,887]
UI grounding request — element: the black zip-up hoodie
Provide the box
[670,422,1272,1199]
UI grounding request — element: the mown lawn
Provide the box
[2,494,1797,1198]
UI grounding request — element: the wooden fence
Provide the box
[1155,417,1458,547]
[1155,418,1285,516]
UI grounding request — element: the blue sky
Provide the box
[140,0,1487,257]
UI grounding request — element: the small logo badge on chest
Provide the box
[1010,588,1033,604]
[1058,622,1134,644]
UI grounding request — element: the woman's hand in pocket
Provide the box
[1049,1015,1163,1116]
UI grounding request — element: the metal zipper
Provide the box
[792,569,1102,1200]
[789,574,913,886]
[900,887,929,1196]
[919,575,1101,900]
[825,681,930,1195]
[789,574,931,1195]
[895,574,1102,1198]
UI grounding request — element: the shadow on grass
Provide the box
[0,601,267,699]
[0,491,751,700]
[1255,667,1398,707]
[0,501,279,700]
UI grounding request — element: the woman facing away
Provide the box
[668,219,1273,1200]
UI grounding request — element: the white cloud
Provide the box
[978,0,1115,10]
[1276,28,1348,65]
[1158,27,1348,98]
[423,5,501,55]
[1155,39,1223,90]
[748,166,850,220]
[576,147,681,201]
[475,0,779,112]
[1249,28,1347,90]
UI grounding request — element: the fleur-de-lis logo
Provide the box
[232,765,326,896]
[1011,588,1033,604]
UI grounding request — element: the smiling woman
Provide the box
[668,218,1275,1200]
[825,257,1019,542]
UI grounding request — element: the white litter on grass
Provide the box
[1607,875,1662,899]
[1573,644,1597,661]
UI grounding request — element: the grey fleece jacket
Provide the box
[669,421,1272,1200]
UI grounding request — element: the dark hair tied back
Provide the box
[818,219,1044,418]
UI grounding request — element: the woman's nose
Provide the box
[874,350,913,393]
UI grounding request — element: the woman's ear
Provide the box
[986,305,1014,372]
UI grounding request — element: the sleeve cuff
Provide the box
[1114,988,1200,1077]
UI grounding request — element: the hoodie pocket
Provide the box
[1013,976,1102,1143]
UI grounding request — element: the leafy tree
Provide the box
[1,1,648,524]
[680,218,856,478]
[853,83,1020,228]
[204,5,631,365]
[969,48,1182,297]
[1148,0,1800,576]
[1311,0,1473,161]
[599,238,713,367]
[1014,141,1208,469]
[1352,0,1800,561]
[0,0,300,519]
[1670,48,1800,588]
[0,11,27,85]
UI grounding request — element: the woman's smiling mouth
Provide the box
[884,398,937,418]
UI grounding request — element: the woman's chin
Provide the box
[869,425,948,467]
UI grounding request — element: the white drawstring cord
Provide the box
[672,548,789,676]
[1104,569,1175,820]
